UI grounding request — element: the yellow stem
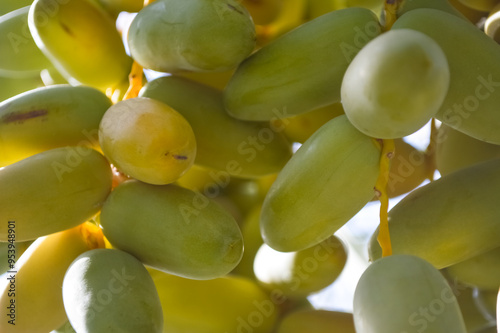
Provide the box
[123,61,144,100]
[384,0,403,31]
[374,138,395,257]
[80,222,106,250]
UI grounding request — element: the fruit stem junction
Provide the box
[80,222,106,250]
[123,61,144,100]
[384,0,403,31]
[374,138,395,257]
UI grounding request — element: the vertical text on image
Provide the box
[6,220,17,325]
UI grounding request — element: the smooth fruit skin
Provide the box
[63,249,163,333]
[99,97,196,185]
[448,0,489,24]
[306,0,384,20]
[254,236,347,298]
[0,223,104,333]
[128,0,256,73]
[0,0,33,16]
[354,255,466,333]
[447,247,500,290]
[341,29,450,139]
[241,0,283,25]
[175,164,221,193]
[28,0,132,91]
[221,175,277,216]
[305,0,338,19]
[0,74,43,103]
[436,124,500,176]
[0,85,111,167]
[100,180,243,280]
[336,0,384,11]
[140,76,292,178]
[458,0,498,12]
[149,269,277,333]
[396,0,469,20]
[369,159,500,269]
[224,7,382,121]
[274,102,345,144]
[92,0,144,17]
[0,6,52,77]
[392,9,500,144]
[276,310,356,333]
[0,147,112,241]
[174,166,247,224]
[261,115,380,252]
[176,70,234,90]
[255,0,306,47]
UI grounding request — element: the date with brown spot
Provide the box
[1,109,49,124]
